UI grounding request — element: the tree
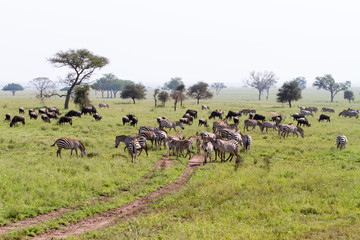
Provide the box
[276,80,302,108]
[48,49,109,109]
[158,91,170,106]
[163,77,184,90]
[29,77,55,99]
[93,74,133,98]
[74,85,91,108]
[293,76,307,90]
[120,83,146,104]
[344,90,354,103]
[153,88,160,107]
[243,71,278,100]
[187,81,213,104]
[211,82,226,95]
[171,84,185,111]
[313,74,351,102]
[2,83,24,96]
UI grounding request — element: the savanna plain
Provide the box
[0,87,359,239]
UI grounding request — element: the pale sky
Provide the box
[0,0,359,88]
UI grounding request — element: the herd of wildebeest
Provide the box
[3,103,356,164]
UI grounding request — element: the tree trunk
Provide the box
[330,91,334,102]
[40,90,43,98]
[12,91,15,96]
[197,98,200,104]
[155,99,157,107]
[258,90,262,101]
[132,98,136,104]
[288,100,292,108]
[181,99,183,106]
[101,91,104,98]
[64,88,73,109]
[174,100,177,111]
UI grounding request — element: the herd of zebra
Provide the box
[4,104,352,162]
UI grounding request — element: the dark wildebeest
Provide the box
[297,117,311,127]
[93,113,102,121]
[130,116,138,127]
[29,111,38,120]
[57,116,72,126]
[39,108,48,115]
[271,115,283,122]
[226,110,242,120]
[252,114,266,122]
[81,105,97,115]
[48,106,61,115]
[182,113,194,123]
[180,118,192,125]
[5,113,11,121]
[321,107,335,113]
[65,110,82,118]
[186,109,198,119]
[202,105,210,110]
[318,114,330,122]
[233,116,239,125]
[98,103,109,108]
[41,114,51,123]
[291,113,305,121]
[10,116,25,127]
[122,116,130,125]
[47,112,58,120]
[19,107,25,114]
[198,118,209,127]
[209,110,223,119]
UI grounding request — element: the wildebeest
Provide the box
[271,115,283,122]
[226,110,242,120]
[93,113,102,121]
[98,103,109,108]
[130,116,138,127]
[57,116,72,126]
[318,114,330,122]
[233,116,239,125]
[5,113,11,121]
[300,110,314,117]
[180,118,192,125]
[38,108,48,115]
[29,111,38,120]
[321,107,335,113]
[122,116,130,125]
[202,105,210,110]
[291,113,305,121]
[48,106,61,115]
[81,105,97,115]
[65,110,82,118]
[209,110,224,119]
[185,109,198,119]
[47,112,58,119]
[41,114,51,123]
[198,118,209,127]
[252,114,266,122]
[182,113,194,123]
[19,107,25,114]
[297,118,311,127]
[10,116,25,127]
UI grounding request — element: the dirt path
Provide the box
[33,154,203,240]
[0,154,175,236]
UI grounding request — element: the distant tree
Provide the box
[48,49,109,109]
[344,90,355,103]
[243,71,278,100]
[2,83,24,96]
[158,91,170,106]
[74,85,91,108]
[177,84,186,106]
[293,76,307,90]
[211,82,226,95]
[187,81,213,104]
[276,80,302,108]
[163,77,184,90]
[29,77,55,99]
[313,74,351,102]
[93,74,133,98]
[153,88,160,107]
[120,83,146,104]
[171,84,185,111]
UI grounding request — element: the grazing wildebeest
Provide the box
[318,114,330,122]
[19,107,25,114]
[57,116,72,126]
[182,113,194,123]
[271,115,283,122]
[41,114,51,123]
[93,113,102,121]
[233,116,239,125]
[198,118,209,127]
[29,111,38,120]
[297,117,311,127]
[130,116,138,127]
[185,109,198,119]
[122,116,130,125]
[81,105,97,115]
[38,108,48,115]
[10,116,25,127]
[252,114,266,122]
[47,112,58,120]
[5,113,11,121]
[65,110,82,118]
[291,113,305,121]
[226,110,242,120]
[321,107,335,113]
[48,106,61,115]
[300,110,314,117]
[209,110,223,119]
[98,103,109,108]
[202,105,210,110]
[180,118,192,125]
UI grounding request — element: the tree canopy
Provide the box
[293,76,307,90]
[2,83,24,96]
[244,71,278,100]
[92,73,133,98]
[171,84,186,111]
[163,77,184,90]
[120,83,146,104]
[276,80,302,108]
[29,77,55,99]
[74,85,91,108]
[211,82,227,95]
[344,90,354,103]
[48,49,109,109]
[158,91,170,106]
[187,81,213,104]
[313,74,351,102]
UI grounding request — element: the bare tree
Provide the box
[211,82,226,95]
[153,88,160,107]
[29,77,55,99]
[171,84,185,111]
[243,71,278,100]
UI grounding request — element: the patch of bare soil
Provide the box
[33,154,203,240]
[0,154,175,236]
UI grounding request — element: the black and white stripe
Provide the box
[336,135,348,150]
[159,119,184,132]
[128,139,142,163]
[51,137,86,158]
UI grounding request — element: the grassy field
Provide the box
[0,87,360,239]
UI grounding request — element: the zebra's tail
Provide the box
[51,140,57,147]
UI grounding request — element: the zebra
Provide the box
[336,135,348,150]
[159,119,184,132]
[202,105,210,110]
[216,139,240,162]
[240,132,252,152]
[198,131,217,140]
[280,125,304,138]
[244,119,262,131]
[261,121,278,133]
[115,135,148,156]
[202,137,214,164]
[51,137,86,158]
[127,139,142,163]
[219,128,243,146]
[98,103,109,108]
[139,126,160,133]
[169,137,195,159]
[139,130,157,147]
[154,130,167,150]
[300,110,314,117]
[212,119,228,133]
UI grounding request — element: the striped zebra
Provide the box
[139,131,157,147]
[159,119,184,132]
[168,137,194,159]
[154,130,167,150]
[219,128,243,146]
[216,139,240,162]
[115,135,148,156]
[198,131,217,140]
[261,121,278,133]
[139,126,160,133]
[244,119,262,131]
[127,139,142,163]
[212,119,229,133]
[280,125,304,138]
[240,132,252,152]
[336,135,348,150]
[202,137,214,164]
[51,137,86,158]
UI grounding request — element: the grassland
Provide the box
[0,87,360,239]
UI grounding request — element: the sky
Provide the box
[0,0,359,88]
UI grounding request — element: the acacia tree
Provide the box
[293,76,307,90]
[171,84,185,111]
[48,49,109,109]
[276,80,302,108]
[244,71,277,100]
[163,77,184,90]
[2,83,24,96]
[158,91,170,106]
[187,81,213,104]
[74,85,91,108]
[313,74,351,102]
[153,88,160,106]
[120,83,146,104]
[29,77,55,99]
[211,82,226,95]
[344,90,354,103]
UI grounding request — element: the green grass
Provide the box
[1,87,360,239]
